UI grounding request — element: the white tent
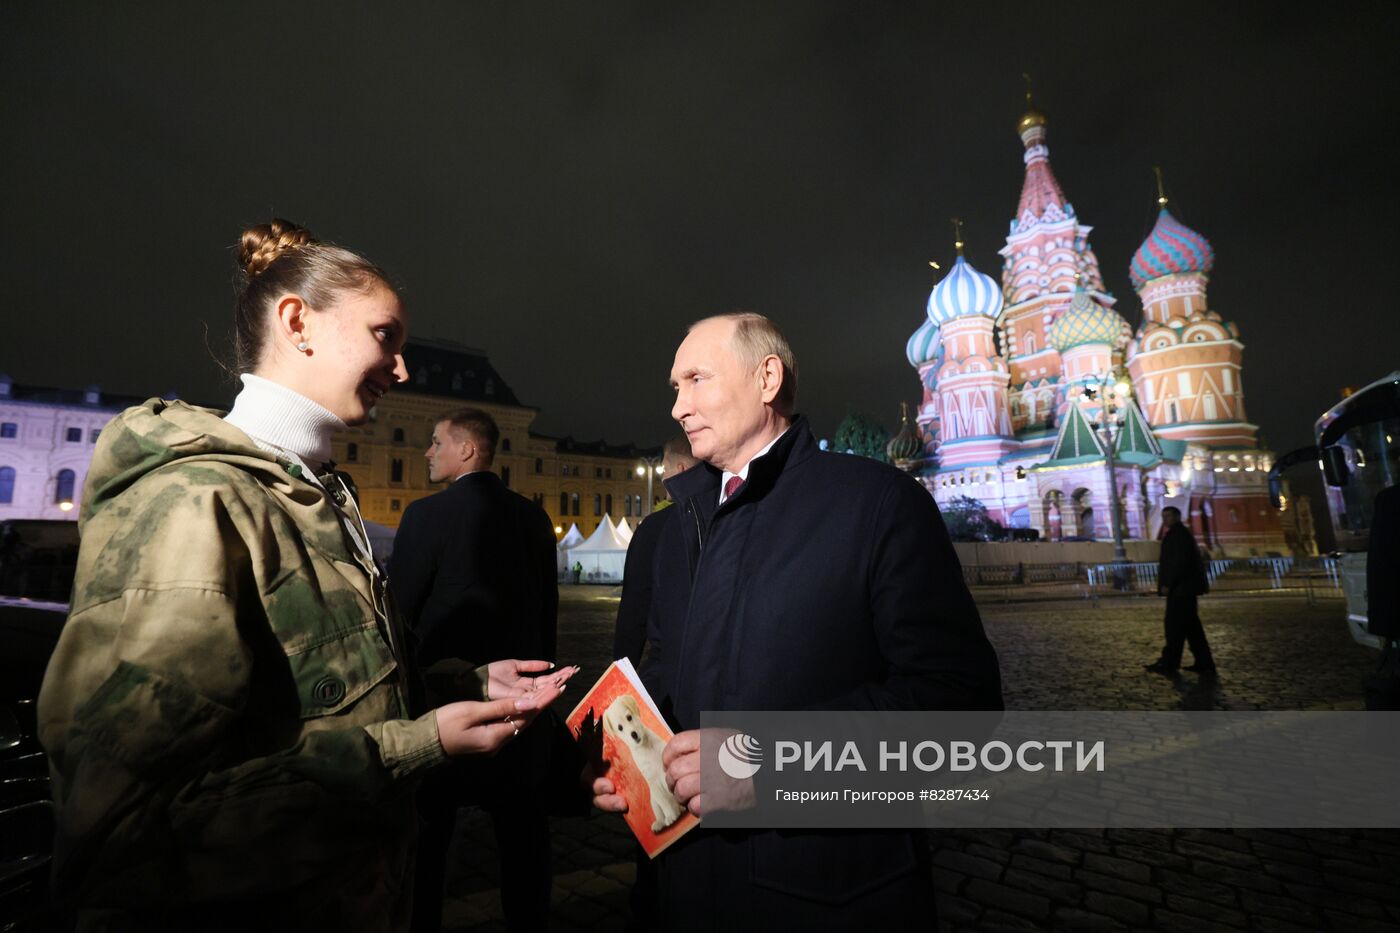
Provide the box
[614,517,634,543]
[556,523,585,577]
[567,514,630,583]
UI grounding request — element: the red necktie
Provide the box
[724,475,745,500]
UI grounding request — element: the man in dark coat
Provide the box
[613,434,699,931]
[1146,505,1216,675]
[591,313,1003,930]
[392,408,559,933]
[614,434,699,668]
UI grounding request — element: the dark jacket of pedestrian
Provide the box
[641,416,1003,927]
[1159,521,1206,595]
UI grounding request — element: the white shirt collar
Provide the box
[223,373,346,469]
[719,428,787,505]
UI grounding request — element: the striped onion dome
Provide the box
[926,255,1003,325]
[905,318,941,368]
[1129,209,1215,289]
[1048,289,1126,351]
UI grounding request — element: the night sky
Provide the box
[3,2,1395,455]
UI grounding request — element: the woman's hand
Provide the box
[435,682,564,757]
[486,659,581,699]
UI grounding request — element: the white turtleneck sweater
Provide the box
[224,373,345,472]
[224,374,376,568]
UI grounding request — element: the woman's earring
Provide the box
[297,341,310,353]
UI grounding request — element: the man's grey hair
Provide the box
[691,311,798,414]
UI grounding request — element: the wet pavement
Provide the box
[436,587,1400,931]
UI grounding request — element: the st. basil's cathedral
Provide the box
[894,99,1308,556]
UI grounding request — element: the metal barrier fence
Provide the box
[962,557,1344,603]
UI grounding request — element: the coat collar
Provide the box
[452,470,502,489]
[664,414,817,504]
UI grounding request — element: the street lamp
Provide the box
[637,455,664,514]
[1083,373,1131,587]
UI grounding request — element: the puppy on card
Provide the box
[567,658,699,856]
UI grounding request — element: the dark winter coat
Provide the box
[640,415,1002,927]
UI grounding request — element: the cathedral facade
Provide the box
[901,103,1301,557]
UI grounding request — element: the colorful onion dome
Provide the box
[1048,289,1126,351]
[927,255,1003,325]
[905,318,941,368]
[885,402,923,465]
[1129,209,1215,289]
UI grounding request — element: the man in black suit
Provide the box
[591,313,1002,929]
[612,433,698,932]
[613,434,699,668]
[392,408,559,933]
[1146,505,1216,675]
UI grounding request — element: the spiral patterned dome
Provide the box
[1048,289,1126,351]
[927,255,1003,325]
[905,318,941,368]
[1129,208,1214,289]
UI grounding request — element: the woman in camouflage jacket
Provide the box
[37,220,571,932]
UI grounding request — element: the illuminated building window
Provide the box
[390,499,401,512]
[66,427,81,443]
[571,493,580,516]
[1,423,16,439]
[55,469,75,504]
[0,466,14,503]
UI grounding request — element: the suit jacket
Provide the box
[392,471,557,677]
[1159,522,1205,596]
[641,416,1002,924]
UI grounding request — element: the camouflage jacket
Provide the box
[38,399,466,932]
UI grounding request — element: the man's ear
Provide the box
[757,355,784,405]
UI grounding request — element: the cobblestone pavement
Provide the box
[438,588,1400,932]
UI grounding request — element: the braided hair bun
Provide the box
[239,219,316,279]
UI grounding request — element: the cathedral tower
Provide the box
[997,99,1116,441]
[928,236,1017,469]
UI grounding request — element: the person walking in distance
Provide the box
[1146,506,1216,675]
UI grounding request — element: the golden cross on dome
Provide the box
[1153,166,1168,208]
[951,217,965,256]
